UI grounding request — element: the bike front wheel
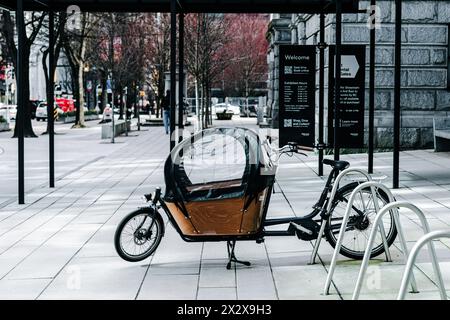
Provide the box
[324,182,397,260]
[114,208,164,262]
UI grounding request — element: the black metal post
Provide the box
[16,0,25,204]
[178,11,184,143]
[318,13,325,176]
[393,0,402,189]
[334,0,342,161]
[368,0,376,174]
[170,0,177,150]
[48,10,55,188]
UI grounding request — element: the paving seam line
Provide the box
[35,143,166,299]
[0,155,106,210]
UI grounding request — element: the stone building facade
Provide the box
[266,1,450,149]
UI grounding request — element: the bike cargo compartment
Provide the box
[163,127,275,237]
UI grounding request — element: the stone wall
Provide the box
[269,1,450,149]
[266,14,292,128]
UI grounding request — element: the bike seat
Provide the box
[323,159,350,171]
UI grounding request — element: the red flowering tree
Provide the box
[220,14,269,98]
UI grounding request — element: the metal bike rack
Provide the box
[309,168,372,265]
[323,181,395,295]
[351,201,440,299]
[397,229,450,300]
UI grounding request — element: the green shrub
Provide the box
[0,115,6,123]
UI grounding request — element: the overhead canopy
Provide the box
[0,0,360,13]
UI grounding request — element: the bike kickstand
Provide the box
[226,240,251,270]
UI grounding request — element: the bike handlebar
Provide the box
[296,145,314,152]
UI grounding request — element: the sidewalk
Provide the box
[0,118,449,300]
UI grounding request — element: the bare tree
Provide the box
[144,13,170,118]
[0,10,47,137]
[40,12,68,134]
[62,11,99,128]
[221,14,269,101]
[185,13,231,128]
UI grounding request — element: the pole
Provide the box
[170,0,177,150]
[178,11,184,143]
[368,0,376,174]
[16,0,25,204]
[110,73,115,144]
[49,10,55,188]
[318,13,325,176]
[393,0,402,189]
[334,0,342,161]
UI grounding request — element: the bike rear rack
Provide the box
[309,168,373,265]
[323,181,395,295]
[397,229,450,300]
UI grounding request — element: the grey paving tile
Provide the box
[272,265,339,299]
[199,261,236,288]
[236,266,277,300]
[197,287,237,300]
[138,274,199,300]
[39,257,147,300]
[0,278,51,300]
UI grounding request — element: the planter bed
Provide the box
[57,114,100,124]
[0,122,10,132]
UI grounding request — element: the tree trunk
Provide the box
[101,73,107,112]
[13,51,37,138]
[74,62,85,127]
[118,86,124,120]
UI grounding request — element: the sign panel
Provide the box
[279,45,316,148]
[328,45,366,148]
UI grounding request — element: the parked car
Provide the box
[240,104,258,117]
[29,100,42,119]
[211,103,240,116]
[35,102,64,121]
[0,104,17,121]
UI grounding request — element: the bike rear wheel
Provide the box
[324,182,397,260]
[114,208,164,262]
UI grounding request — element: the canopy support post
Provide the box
[16,0,25,204]
[393,0,402,189]
[48,10,55,188]
[178,9,184,143]
[334,0,342,161]
[170,0,177,150]
[368,0,376,174]
[318,13,325,176]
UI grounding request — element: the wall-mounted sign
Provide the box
[328,45,366,148]
[279,45,316,148]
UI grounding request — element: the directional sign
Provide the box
[328,45,366,148]
[339,55,360,78]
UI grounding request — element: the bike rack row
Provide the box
[316,168,450,300]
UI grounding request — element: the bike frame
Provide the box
[155,165,344,243]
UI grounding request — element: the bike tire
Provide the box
[114,207,164,262]
[324,182,398,260]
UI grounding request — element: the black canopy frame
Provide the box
[0,0,404,204]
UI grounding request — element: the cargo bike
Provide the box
[115,127,397,269]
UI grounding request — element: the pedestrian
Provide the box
[162,90,171,135]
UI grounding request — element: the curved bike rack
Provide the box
[323,181,396,295]
[397,229,450,300]
[351,202,444,299]
[309,168,373,265]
